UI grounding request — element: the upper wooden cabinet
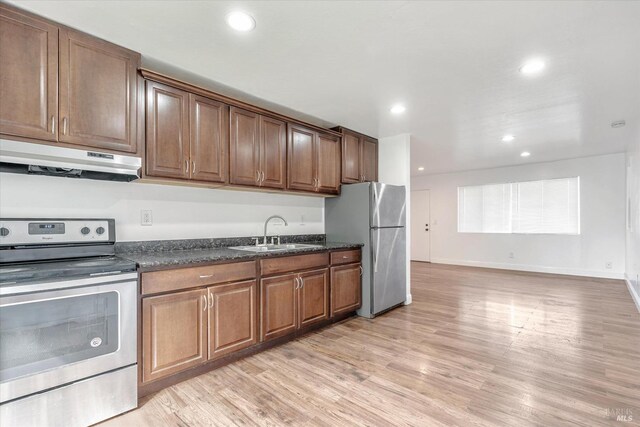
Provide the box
[58,28,139,153]
[335,127,378,184]
[190,95,227,183]
[0,5,141,154]
[146,81,228,183]
[229,107,286,189]
[0,5,58,141]
[288,124,340,194]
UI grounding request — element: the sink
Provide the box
[229,243,323,252]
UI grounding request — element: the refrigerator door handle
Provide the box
[372,231,379,273]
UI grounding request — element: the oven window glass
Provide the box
[0,291,119,382]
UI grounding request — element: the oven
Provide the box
[0,272,137,404]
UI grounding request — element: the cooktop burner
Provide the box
[0,256,137,286]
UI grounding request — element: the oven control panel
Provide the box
[0,219,115,246]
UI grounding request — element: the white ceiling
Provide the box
[10,0,640,175]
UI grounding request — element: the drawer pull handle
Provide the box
[202,295,207,311]
[199,274,213,279]
[342,255,349,259]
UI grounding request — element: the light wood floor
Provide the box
[103,263,640,426]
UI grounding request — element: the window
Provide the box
[458,177,580,234]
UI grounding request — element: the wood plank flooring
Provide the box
[102,263,640,426]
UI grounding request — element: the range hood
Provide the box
[0,139,141,182]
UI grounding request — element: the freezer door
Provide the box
[370,227,406,315]
[371,183,406,228]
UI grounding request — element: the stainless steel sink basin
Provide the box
[229,243,323,252]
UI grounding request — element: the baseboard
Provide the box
[625,275,640,313]
[429,258,625,280]
[404,294,412,305]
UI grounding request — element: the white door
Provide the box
[410,190,430,262]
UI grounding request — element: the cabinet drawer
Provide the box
[142,261,256,295]
[330,249,361,265]
[260,252,329,276]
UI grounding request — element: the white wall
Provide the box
[378,134,412,304]
[412,153,627,279]
[0,173,324,242]
[626,126,640,310]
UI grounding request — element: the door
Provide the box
[0,279,136,403]
[142,289,207,383]
[298,269,329,328]
[341,131,360,184]
[145,81,190,179]
[411,190,431,262]
[371,227,406,315]
[59,28,139,153]
[260,273,298,341]
[229,107,260,186]
[190,94,227,183]
[260,116,287,189]
[0,5,58,141]
[287,124,316,192]
[371,183,407,228]
[208,280,257,360]
[361,138,378,182]
[330,263,362,317]
[316,132,341,194]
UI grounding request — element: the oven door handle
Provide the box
[0,272,138,296]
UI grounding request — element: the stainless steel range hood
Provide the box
[0,139,141,182]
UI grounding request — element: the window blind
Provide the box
[458,177,580,234]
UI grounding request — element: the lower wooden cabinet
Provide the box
[142,288,207,383]
[261,268,329,342]
[208,280,257,360]
[330,263,362,317]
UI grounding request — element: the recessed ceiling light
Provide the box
[390,104,406,115]
[418,167,425,171]
[519,59,545,75]
[501,134,515,142]
[226,11,255,32]
[520,151,531,157]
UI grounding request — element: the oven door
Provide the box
[0,273,137,403]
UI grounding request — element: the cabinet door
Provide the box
[330,263,362,317]
[287,124,316,192]
[261,273,298,341]
[316,132,341,194]
[229,107,260,186]
[260,116,286,189]
[59,28,139,153]
[298,268,329,328]
[190,94,227,183]
[0,6,58,141]
[208,280,257,360]
[146,81,190,179]
[142,289,207,383]
[341,131,361,184]
[361,137,378,182]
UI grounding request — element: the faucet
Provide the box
[263,215,288,245]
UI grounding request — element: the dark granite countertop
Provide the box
[117,237,363,271]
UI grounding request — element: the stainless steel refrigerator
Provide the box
[325,182,406,318]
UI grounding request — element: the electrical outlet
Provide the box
[605,261,612,270]
[141,210,153,226]
[509,252,514,259]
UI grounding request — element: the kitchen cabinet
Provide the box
[298,269,329,328]
[288,124,340,194]
[190,94,227,183]
[335,127,378,184]
[0,4,140,153]
[146,81,228,183]
[0,5,58,141]
[229,107,286,189]
[59,28,139,153]
[142,289,207,383]
[145,81,190,179]
[208,280,258,360]
[330,263,362,317]
[260,273,299,341]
